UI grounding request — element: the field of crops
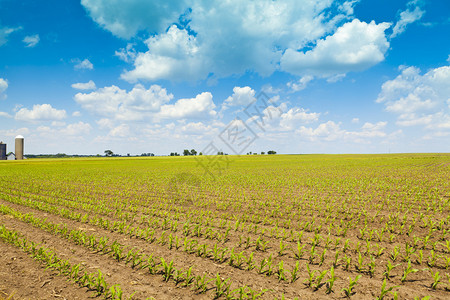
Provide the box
[0,154,450,299]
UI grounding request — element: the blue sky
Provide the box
[0,0,449,155]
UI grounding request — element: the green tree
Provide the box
[104,150,114,157]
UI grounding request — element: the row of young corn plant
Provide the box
[0,203,270,299]
[0,224,127,299]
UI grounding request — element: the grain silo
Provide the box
[0,141,6,160]
[15,135,24,160]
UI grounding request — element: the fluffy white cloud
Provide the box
[74,84,173,121]
[0,78,7,100]
[224,86,255,107]
[71,80,96,90]
[0,26,21,46]
[85,0,371,81]
[23,34,40,47]
[159,92,217,119]
[121,25,206,82]
[60,122,92,136]
[181,122,215,135]
[287,75,314,92]
[281,20,391,77]
[81,0,187,39]
[74,58,94,70]
[297,120,387,141]
[15,104,67,122]
[391,0,425,38]
[376,65,450,129]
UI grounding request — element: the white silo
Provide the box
[15,135,24,160]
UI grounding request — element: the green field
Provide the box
[1,154,450,299]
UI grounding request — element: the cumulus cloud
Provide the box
[376,64,450,130]
[391,0,425,38]
[60,122,92,136]
[74,84,173,121]
[224,86,256,108]
[297,120,387,142]
[159,92,217,119]
[23,34,40,47]
[0,78,8,100]
[121,25,206,82]
[281,20,391,77]
[81,0,187,39]
[84,0,373,81]
[15,104,67,122]
[73,58,94,70]
[71,80,96,90]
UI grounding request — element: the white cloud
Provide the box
[376,65,450,130]
[109,124,130,137]
[81,0,187,39]
[351,118,359,123]
[15,104,67,122]
[60,122,92,136]
[0,26,21,46]
[0,111,12,118]
[287,75,314,92]
[86,0,369,81]
[391,0,425,38]
[72,111,82,117]
[159,92,217,119]
[181,122,215,135]
[297,120,387,142]
[281,19,391,77]
[121,25,206,82]
[23,34,40,47]
[71,80,96,90]
[0,78,7,100]
[224,86,255,107]
[74,84,173,121]
[74,58,94,70]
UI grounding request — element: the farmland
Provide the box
[0,154,450,299]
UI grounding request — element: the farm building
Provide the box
[0,141,6,160]
[7,153,15,160]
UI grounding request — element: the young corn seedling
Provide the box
[376,278,398,300]
[278,240,287,256]
[304,263,316,288]
[368,255,376,278]
[314,269,328,291]
[332,250,341,268]
[289,261,300,283]
[215,274,231,298]
[390,246,400,262]
[232,285,249,300]
[160,258,174,282]
[430,270,441,290]
[276,261,287,282]
[401,260,419,283]
[383,261,400,280]
[355,252,365,273]
[182,267,195,287]
[319,248,327,267]
[293,241,306,260]
[344,255,352,271]
[342,275,362,297]
[193,274,212,294]
[173,268,185,285]
[246,252,255,270]
[326,266,337,294]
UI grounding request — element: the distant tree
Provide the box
[217,151,224,155]
[127,153,130,157]
[104,150,114,157]
[190,149,197,156]
[261,152,265,155]
[183,149,191,156]
[199,152,203,155]
[267,150,277,155]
